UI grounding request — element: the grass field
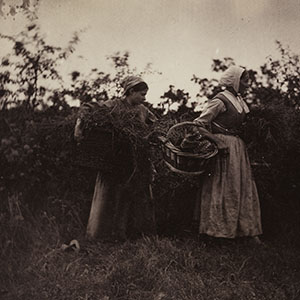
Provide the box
[1,216,300,300]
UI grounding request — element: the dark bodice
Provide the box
[211,92,246,135]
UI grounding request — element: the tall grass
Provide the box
[1,208,300,300]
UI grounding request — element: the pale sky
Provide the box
[0,0,300,105]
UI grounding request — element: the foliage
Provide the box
[0,106,92,214]
[0,23,79,110]
[156,85,199,124]
[259,41,300,107]
[66,51,160,104]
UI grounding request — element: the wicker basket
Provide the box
[159,122,218,175]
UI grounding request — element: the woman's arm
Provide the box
[194,99,228,151]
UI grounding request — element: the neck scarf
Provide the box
[221,90,250,114]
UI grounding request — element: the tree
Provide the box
[0,23,79,110]
[258,41,300,108]
[66,51,160,105]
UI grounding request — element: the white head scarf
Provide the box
[219,66,250,113]
[219,65,245,93]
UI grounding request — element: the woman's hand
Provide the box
[193,121,229,155]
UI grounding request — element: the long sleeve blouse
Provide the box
[194,99,226,128]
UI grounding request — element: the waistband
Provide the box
[211,121,241,137]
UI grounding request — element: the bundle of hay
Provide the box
[76,102,152,185]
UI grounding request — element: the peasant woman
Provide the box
[194,66,262,242]
[74,76,157,241]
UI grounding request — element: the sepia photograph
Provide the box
[0,0,300,299]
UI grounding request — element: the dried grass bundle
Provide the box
[76,103,153,185]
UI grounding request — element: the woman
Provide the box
[74,76,157,241]
[193,66,262,242]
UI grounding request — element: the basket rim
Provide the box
[166,121,219,153]
[163,140,218,159]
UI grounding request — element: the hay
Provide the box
[166,122,216,156]
[76,103,153,186]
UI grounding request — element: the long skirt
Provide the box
[197,134,262,238]
[86,173,156,240]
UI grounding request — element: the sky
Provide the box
[0,0,300,105]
